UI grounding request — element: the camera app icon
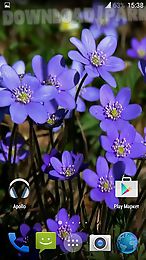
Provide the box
[89,235,111,251]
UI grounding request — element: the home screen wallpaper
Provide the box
[0,0,146,259]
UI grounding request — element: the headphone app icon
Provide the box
[9,178,30,199]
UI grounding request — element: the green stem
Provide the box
[29,120,48,229]
[8,123,17,163]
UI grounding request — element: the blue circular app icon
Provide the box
[117,232,138,254]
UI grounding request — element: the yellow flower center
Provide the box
[137,49,146,58]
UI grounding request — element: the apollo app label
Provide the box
[115,177,138,198]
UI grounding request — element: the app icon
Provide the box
[63,234,83,253]
[9,178,30,199]
[115,177,138,198]
[117,232,138,254]
[35,232,56,253]
[89,235,111,251]
[8,233,29,253]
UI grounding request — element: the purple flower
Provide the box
[68,29,125,87]
[41,149,58,173]
[100,124,146,176]
[138,59,146,82]
[70,61,99,112]
[89,84,142,131]
[32,54,79,110]
[16,223,42,247]
[0,65,54,124]
[0,132,28,163]
[83,156,119,209]
[127,38,146,59]
[47,208,88,252]
[49,151,84,180]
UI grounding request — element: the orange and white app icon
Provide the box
[115,177,138,198]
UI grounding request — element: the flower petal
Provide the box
[32,55,47,82]
[123,158,136,176]
[85,65,99,78]
[69,215,80,232]
[120,124,136,144]
[89,105,105,120]
[98,67,117,87]
[47,54,65,76]
[82,169,98,188]
[50,157,62,172]
[12,61,25,75]
[20,224,30,237]
[62,151,73,167]
[81,29,96,53]
[1,65,20,90]
[100,84,115,106]
[22,75,40,91]
[96,156,109,177]
[0,90,13,106]
[76,97,86,112]
[32,85,57,102]
[122,104,142,120]
[56,208,69,225]
[105,190,119,209]
[100,136,113,152]
[58,69,76,90]
[70,37,88,57]
[116,87,131,107]
[47,219,58,232]
[97,36,117,57]
[90,188,104,202]
[10,103,27,124]
[105,56,125,72]
[81,87,99,101]
[26,102,47,124]
[130,143,146,159]
[106,152,118,163]
[49,170,64,180]
[68,50,89,65]
[56,92,75,110]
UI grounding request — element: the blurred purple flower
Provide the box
[83,156,119,209]
[70,61,99,112]
[90,17,117,40]
[49,151,84,180]
[47,208,88,253]
[16,223,42,247]
[100,124,146,176]
[41,149,58,173]
[45,109,66,129]
[32,55,79,110]
[138,59,146,82]
[68,29,125,87]
[0,65,54,124]
[127,38,146,59]
[0,132,28,164]
[89,84,142,131]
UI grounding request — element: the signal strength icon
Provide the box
[105,2,112,8]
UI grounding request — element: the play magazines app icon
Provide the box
[115,177,138,198]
